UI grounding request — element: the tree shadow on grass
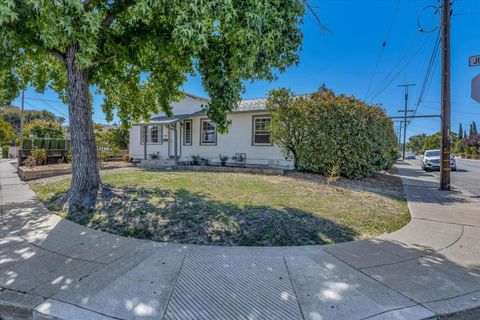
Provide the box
[59,185,358,246]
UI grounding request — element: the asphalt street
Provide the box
[408,157,480,198]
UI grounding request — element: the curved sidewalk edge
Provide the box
[0,159,479,320]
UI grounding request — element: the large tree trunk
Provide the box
[65,44,101,213]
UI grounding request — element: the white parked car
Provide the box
[405,151,416,159]
[422,149,457,172]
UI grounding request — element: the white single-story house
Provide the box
[129,93,294,169]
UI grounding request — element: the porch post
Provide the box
[143,124,148,160]
[174,123,178,162]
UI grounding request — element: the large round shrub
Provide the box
[269,88,398,179]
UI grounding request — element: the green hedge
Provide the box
[50,139,58,150]
[301,92,397,178]
[57,139,65,149]
[22,139,68,150]
[269,89,398,179]
[23,139,33,150]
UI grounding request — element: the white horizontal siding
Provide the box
[128,99,294,169]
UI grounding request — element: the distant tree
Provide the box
[24,119,65,139]
[0,117,15,143]
[470,123,474,137]
[464,130,467,139]
[462,134,480,158]
[458,123,463,140]
[462,134,480,148]
[406,134,427,154]
[424,132,441,151]
[473,121,478,135]
[0,106,64,134]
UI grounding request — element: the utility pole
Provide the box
[398,84,416,160]
[440,0,451,190]
[18,89,25,166]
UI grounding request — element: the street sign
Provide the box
[470,55,480,67]
[472,74,480,103]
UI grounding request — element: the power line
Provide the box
[410,29,441,124]
[364,0,400,100]
[24,97,64,104]
[24,101,68,118]
[367,32,436,103]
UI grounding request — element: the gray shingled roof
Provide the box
[144,97,270,124]
[234,98,268,112]
[150,111,205,124]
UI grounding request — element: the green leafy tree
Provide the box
[0,117,15,143]
[0,1,304,212]
[266,89,307,169]
[23,119,66,138]
[406,134,427,154]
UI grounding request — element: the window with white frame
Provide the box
[140,125,162,144]
[200,119,216,145]
[183,120,192,146]
[253,116,272,145]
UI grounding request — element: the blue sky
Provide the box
[13,0,480,139]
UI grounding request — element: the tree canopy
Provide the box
[0,0,304,130]
[0,0,305,212]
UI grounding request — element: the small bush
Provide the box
[191,154,201,165]
[66,150,72,163]
[24,155,38,167]
[31,148,47,165]
[1,145,9,158]
[123,154,132,162]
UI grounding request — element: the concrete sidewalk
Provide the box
[0,158,479,320]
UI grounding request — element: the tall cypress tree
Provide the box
[473,121,478,135]
[470,124,474,137]
[464,130,468,139]
[458,123,463,139]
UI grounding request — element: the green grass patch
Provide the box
[29,169,410,246]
